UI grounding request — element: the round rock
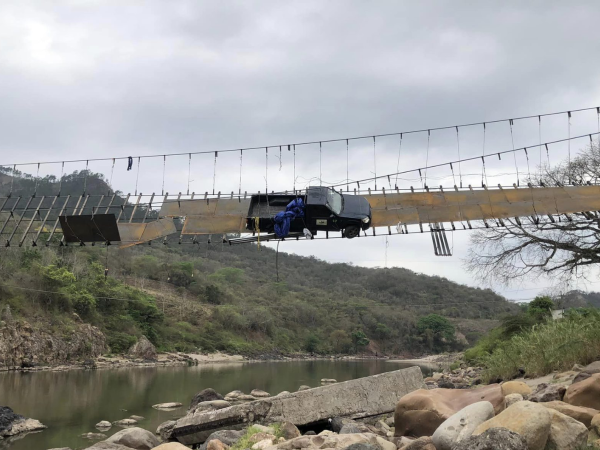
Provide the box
[504,393,524,408]
[432,401,495,450]
[104,427,160,450]
[501,381,532,397]
[250,389,271,398]
[95,420,112,430]
[473,401,551,450]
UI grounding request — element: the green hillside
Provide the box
[0,168,518,357]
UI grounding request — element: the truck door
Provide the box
[310,205,333,230]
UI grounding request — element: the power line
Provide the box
[1,106,599,168]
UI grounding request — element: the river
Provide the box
[0,360,437,450]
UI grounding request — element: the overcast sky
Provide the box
[2,1,600,300]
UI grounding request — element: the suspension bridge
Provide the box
[2,105,600,254]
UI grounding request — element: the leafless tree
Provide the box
[466,142,600,286]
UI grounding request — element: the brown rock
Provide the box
[528,383,566,402]
[552,371,578,383]
[541,400,599,428]
[545,408,588,450]
[504,393,523,408]
[394,384,503,437]
[564,372,600,409]
[473,401,551,450]
[207,439,230,450]
[153,444,191,450]
[104,427,160,449]
[251,389,271,398]
[589,413,600,442]
[280,422,301,440]
[501,380,532,397]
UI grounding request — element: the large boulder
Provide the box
[199,430,245,450]
[541,400,599,428]
[545,408,588,450]
[450,428,527,450]
[501,381,532,397]
[104,427,160,450]
[190,388,225,410]
[431,401,495,450]
[564,373,600,409]
[394,384,503,437]
[472,401,551,450]
[127,336,157,361]
[528,383,566,403]
[0,406,46,438]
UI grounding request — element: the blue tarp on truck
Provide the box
[273,198,305,237]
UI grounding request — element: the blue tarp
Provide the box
[274,198,305,238]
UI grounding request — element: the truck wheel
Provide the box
[345,225,360,239]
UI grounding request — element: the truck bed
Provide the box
[247,194,304,217]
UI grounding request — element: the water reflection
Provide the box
[0,360,430,450]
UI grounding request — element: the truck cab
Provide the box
[245,186,371,238]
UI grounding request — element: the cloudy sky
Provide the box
[2,1,600,300]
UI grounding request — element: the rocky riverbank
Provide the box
[1,358,596,449]
[0,331,402,373]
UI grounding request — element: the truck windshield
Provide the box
[326,189,343,214]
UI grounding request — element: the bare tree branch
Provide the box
[466,143,600,286]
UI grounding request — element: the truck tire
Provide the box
[345,224,360,239]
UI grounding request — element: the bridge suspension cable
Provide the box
[1,106,599,169]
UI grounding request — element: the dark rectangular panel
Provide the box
[59,214,121,243]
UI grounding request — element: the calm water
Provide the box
[0,360,433,450]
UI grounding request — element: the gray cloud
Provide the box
[2,0,600,298]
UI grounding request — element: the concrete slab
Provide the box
[171,366,424,445]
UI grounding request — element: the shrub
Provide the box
[480,311,600,381]
[107,332,137,354]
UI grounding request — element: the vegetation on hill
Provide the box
[0,169,518,357]
[465,296,600,380]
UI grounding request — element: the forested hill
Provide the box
[0,168,518,357]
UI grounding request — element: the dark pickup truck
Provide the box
[245,186,371,238]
